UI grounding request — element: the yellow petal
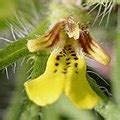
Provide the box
[88,40,110,65]
[27,21,65,52]
[65,55,101,109]
[27,37,46,52]
[24,73,65,106]
[24,52,66,106]
[79,31,110,65]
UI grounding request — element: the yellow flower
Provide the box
[24,17,110,109]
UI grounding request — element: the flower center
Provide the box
[53,44,80,75]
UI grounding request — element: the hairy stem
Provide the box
[4,54,48,120]
[88,76,120,119]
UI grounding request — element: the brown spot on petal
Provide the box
[56,56,60,60]
[74,57,78,60]
[66,62,70,65]
[54,70,57,73]
[64,68,67,70]
[74,63,78,67]
[55,63,59,66]
[71,53,76,56]
[66,58,70,61]
[63,71,67,74]
[75,71,78,74]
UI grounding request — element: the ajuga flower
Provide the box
[24,12,110,109]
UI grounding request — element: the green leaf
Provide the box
[31,54,49,79]
[0,0,16,20]
[0,17,49,70]
[112,33,120,104]
[19,54,48,120]
[0,38,30,69]
[3,60,31,120]
[0,20,8,29]
[116,0,120,4]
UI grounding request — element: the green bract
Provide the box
[48,3,91,25]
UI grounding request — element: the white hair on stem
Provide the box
[92,3,103,26]
[26,66,33,74]
[13,62,17,74]
[105,1,115,27]
[5,67,9,80]
[11,62,17,74]
[0,37,13,43]
[99,86,112,96]
[6,20,26,38]
[10,24,17,41]
[14,12,29,34]
[85,0,116,26]
[88,3,100,14]
[87,70,110,86]
[99,2,113,25]
[21,57,26,67]
[0,1,43,80]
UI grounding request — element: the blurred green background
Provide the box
[0,0,118,120]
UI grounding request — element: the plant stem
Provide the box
[19,55,48,120]
[88,76,120,119]
[95,101,120,120]
[4,54,48,120]
[112,6,120,105]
